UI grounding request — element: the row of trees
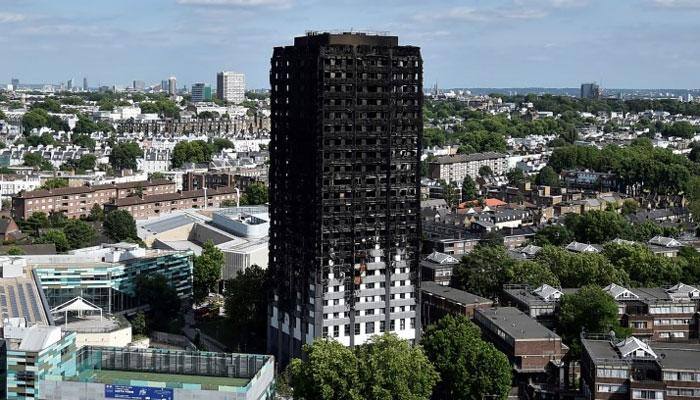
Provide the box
[171,139,235,168]
[285,315,512,400]
[548,140,694,194]
[452,238,699,300]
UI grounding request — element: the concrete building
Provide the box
[580,336,700,400]
[217,71,245,104]
[82,77,88,91]
[428,151,508,184]
[581,82,602,99]
[12,179,177,220]
[268,32,422,364]
[132,80,145,91]
[168,76,177,95]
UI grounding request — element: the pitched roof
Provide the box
[603,283,638,300]
[616,336,657,359]
[425,251,459,265]
[565,241,600,253]
[532,284,564,302]
[648,236,682,248]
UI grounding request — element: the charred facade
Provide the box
[267,32,423,364]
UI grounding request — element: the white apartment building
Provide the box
[216,71,245,104]
[428,151,508,183]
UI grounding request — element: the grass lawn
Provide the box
[78,369,249,387]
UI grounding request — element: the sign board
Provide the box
[105,384,174,400]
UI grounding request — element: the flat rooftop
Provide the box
[72,369,249,388]
[476,307,561,341]
[421,281,492,306]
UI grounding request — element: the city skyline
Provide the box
[1,0,699,89]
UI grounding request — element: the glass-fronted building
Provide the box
[26,245,193,314]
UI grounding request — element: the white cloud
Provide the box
[0,12,25,23]
[416,5,549,23]
[176,0,292,8]
[651,0,700,8]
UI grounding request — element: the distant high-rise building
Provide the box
[160,80,168,92]
[168,76,177,95]
[133,80,145,91]
[216,71,245,104]
[11,78,19,89]
[67,79,73,91]
[267,32,423,365]
[191,82,207,103]
[580,82,602,99]
[83,77,88,91]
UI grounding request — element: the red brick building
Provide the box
[103,186,239,220]
[12,179,176,220]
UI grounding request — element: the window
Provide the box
[366,322,375,334]
[597,368,629,379]
[333,325,340,338]
[598,385,628,394]
[633,390,663,400]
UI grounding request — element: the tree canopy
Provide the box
[193,240,223,304]
[422,315,512,400]
[103,210,138,241]
[109,141,143,171]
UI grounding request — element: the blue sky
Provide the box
[1,0,699,89]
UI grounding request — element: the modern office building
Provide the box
[67,79,73,91]
[581,82,602,99]
[191,82,210,103]
[217,71,246,104]
[168,76,177,95]
[83,77,88,91]
[267,32,423,364]
[25,243,193,313]
[11,78,19,89]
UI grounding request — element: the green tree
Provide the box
[193,240,224,304]
[131,311,147,336]
[440,181,459,208]
[506,168,527,186]
[103,210,137,241]
[149,172,165,180]
[289,339,363,400]
[620,199,639,216]
[508,260,560,288]
[461,175,478,201]
[48,211,68,228]
[26,211,49,234]
[211,138,235,153]
[109,141,143,171]
[224,265,268,352]
[40,178,68,190]
[171,140,213,168]
[357,334,439,400]
[534,224,575,246]
[564,210,632,244]
[558,285,630,358]
[88,203,104,221]
[134,273,182,332]
[422,315,512,400]
[478,165,493,177]
[535,245,629,288]
[535,166,560,186]
[603,243,682,287]
[63,219,97,250]
[661,121,696,138]
[6,246,24,255]
[242,182,268,205]
[451,245,513,298]
[72,134,97,151]
[36,229,70,252]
